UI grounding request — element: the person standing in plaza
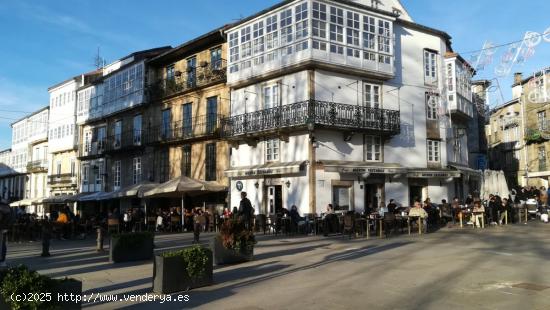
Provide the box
[193,208,205,244]
[238,192,254,231]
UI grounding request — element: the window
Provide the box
[96,163,103,186]
[205,143,217,181]
[427,140,440,163]
[364,83,380,108]
[229,32,239,72]
[266,31,279,50]
[378,20,391,64]
[162,109,171,139]
[266,138,280,161]
[295,20,308,40]
[280,9,292,27]
[446,63,454,92]
[266,14,277,33]
[166,65,175,81]
[133,114,142,145]
[295,2,307,21]
[180,103,192,137]
[70,159,75,177]
[114,120,122,149]
[263,84,279,109]
[426,93,439,120]
[539,146,547,170]
[97,127,106,151]
[82,165,89,185]
[330,7,343,25]
[113,160,121,188]
[424,50,438,83]
[132,157,142,185]
[347,28,360,46]
[206,97,218,133]
[333,185,351,211]
[365,135,381,161]
[312,2,326,20]
[329,24,343,42]
[253,21,264,55]
[56,161,61,177]
[538,111,547,131]
[182,145,192,177]
[312,19,327,39]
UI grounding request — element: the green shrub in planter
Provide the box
[153,246,213,294]
[110,232,154,263]
[0,265,82,309]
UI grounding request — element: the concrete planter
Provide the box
[152,252,213,294]
[109,232,154,263]
[211,236,254,265]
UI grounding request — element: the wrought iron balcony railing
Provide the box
[26,160,48,172]
[148,60,227,101]
[221,100,400,137]
[48,173,77,186]
[148,114,223,144]
[78,140,107,158]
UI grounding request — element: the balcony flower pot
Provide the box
[153,246,213,294]
[211,220,255,265]
[109,232,154,263]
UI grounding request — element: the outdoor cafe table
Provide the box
[458,209,485,228]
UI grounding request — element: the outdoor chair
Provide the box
[527,204,539,220]
[267,214,279,235]
[107,219,120,234]
[255,214,267,234]
[342,214,355,239]
[383,213,397,238]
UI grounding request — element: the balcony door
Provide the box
[266,185,282,214]
[363,83,381,125]
[206,97,218,134]
[210,47,222,70]
[114,120,122,149]
[182,103,192,137]
[187,57,196,88]
[263,84,280,129]
[162,109,171,139]
[97,127,106,152]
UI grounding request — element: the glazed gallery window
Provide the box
[427,140,441,163]
[205,143,217,181]
[365,135,381,162]
[426,93,439,120]
[424,50,438,84]
[181,145,192,177]
[265,138,280,162]
[132,157,142,185]
[113,160,121,188]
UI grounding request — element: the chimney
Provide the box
[514,72,523,84]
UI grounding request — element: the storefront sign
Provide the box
[338,167,402,174]
[407,171,460,178]
[235,181,244,191]
[225,162,304,178]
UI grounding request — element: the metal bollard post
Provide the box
[96,227,104,252]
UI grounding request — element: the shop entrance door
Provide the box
[364,184,379,213]
[409,186,423,206]
[267,185,282,214]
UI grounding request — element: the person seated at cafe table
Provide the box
[387,199,397,214]
[289,205,310,234]
[408,200,428,233]
[470,200,485,228]
[323,204,338,236]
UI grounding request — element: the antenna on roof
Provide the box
[93,46,107,70]
[231,14,244,22]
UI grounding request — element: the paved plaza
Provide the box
[5,223,550,309]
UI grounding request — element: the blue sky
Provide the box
[0,0,549,149]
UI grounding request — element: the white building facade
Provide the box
[223,0,475,215]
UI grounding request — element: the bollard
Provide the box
[96,227,104,252]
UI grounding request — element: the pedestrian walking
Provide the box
[238,192,254,231]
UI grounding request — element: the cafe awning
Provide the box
[10,198,35,207]
[225,161,306,178]
[43,194,75,204]
[407,169,461,179]
[78,192,111,202]
[448,165,482,178]
[103,182,158,199]
[321,160,406,174]
[143,176,226,198]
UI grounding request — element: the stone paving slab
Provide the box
[4,224,550,309]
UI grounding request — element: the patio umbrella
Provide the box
[9,198,34,207]
[143,176,227,228]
